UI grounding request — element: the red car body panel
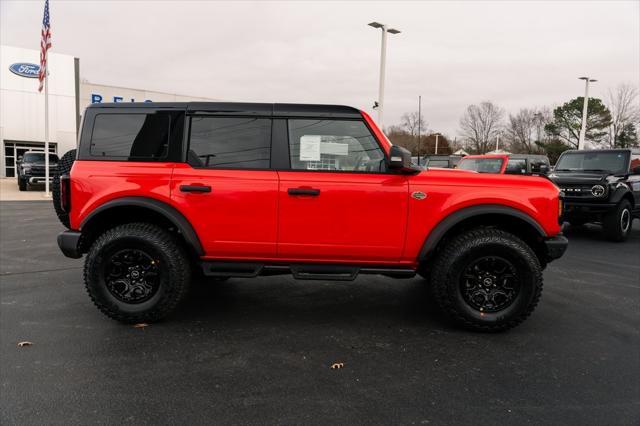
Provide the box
[277,171,409,262]
[69,161,175,230]
[67,109,562,268]
[171,164,279,259]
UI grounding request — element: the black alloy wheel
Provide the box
[460,256,520,313]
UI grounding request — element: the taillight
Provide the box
[60,174,71,213]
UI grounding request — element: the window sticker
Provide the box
[320,142,349,156]
[300,135,321,161]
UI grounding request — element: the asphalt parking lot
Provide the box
[1,201,639,425]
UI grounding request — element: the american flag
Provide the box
[38,0,51,92]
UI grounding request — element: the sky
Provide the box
[1,0,639,138]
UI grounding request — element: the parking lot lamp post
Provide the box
[434,133,440,154]
[578,77,597,150]
[368,22,401,128]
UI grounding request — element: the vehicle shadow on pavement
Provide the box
[174,275,454,330]
[561,221,640,242]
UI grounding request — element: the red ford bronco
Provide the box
[54,102,567,331]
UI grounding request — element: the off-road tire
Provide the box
[84,223,191,323]
[52,149,76,229]
[602,200,633,242]
[429,228,543,332]
[18,177,27,191]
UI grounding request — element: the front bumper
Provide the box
[544,234,568,261]
[57,230,83,259]
[564,201,616,215]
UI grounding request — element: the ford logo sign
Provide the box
[9,63,40,79]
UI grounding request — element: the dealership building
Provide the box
[0,45,217,177]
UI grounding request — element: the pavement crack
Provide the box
[0,266,82,277]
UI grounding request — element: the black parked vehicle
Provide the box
[549,148,640,241]
[422,154,463,168]
[16,151,59,191]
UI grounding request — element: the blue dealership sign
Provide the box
[9,63,40,78]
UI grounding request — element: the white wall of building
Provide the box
[1,45,78,177]
[1,44,219,178]
[80,82,215,107]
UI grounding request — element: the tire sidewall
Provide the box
[605,200,632,241]
[85,227,188,321]
[617,202,632,239]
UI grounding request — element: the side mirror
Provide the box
[17,156,23,163]
[388,145,417,173]
[538,164,550,174]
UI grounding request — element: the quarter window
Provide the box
[188,117,271,169]
[91,113,170,159]
[287,119,385,172]
[505,158,527,174]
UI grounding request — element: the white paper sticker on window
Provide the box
[300,135,321,161]
[320,142,349,156]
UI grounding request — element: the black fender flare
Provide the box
[418,204,547,261]
[80,196,204,256]
[609,185,634,206]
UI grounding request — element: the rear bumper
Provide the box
[57,231,83,259]
[544,234,568,261]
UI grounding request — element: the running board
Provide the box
[200,261,415,281]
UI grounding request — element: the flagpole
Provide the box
[44,56,50,196]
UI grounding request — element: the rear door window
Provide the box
[188,117,271,169]
[91,113,170,159]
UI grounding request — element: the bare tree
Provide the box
[607,83,639,148]
[400,111,427,138]
[459,101,504,154]
[506,108,552,153]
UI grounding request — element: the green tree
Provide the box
[545,97,612,148]
[617,123,639,148]
[535,139,571,164]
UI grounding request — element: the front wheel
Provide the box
[429,228,543,332]
[18,177,27,191]
[84,223,191,323]
[602,200,632,242]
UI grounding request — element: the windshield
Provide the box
[457,158,504,173]
[428,159,450,168]
[555,151,629,173]
[22,153,59,163]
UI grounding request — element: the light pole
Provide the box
[434,133,441,154]
[368,21,401,128]
[578,76,597,150]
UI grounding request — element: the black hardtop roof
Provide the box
[561,148,640,154]
[86,102,362,118]
[508,154,549,159]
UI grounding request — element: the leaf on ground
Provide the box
[133,323,149,329]
[17,341,33,347]
[330,362,344,369]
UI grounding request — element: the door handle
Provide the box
[180,185,211,193]
[288,188,320,196]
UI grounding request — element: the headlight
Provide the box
[591,185,605,197]
[21,165,31,172]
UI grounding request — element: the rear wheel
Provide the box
[84,223,191,323]
[603,200,632,242]
[429,228,543,332]
[52,149,76,229]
